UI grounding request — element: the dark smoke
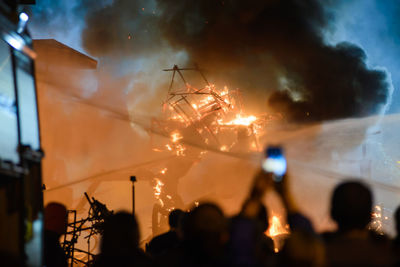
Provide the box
[82,0,162,58]
[81,0,392,122]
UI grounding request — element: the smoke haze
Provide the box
[27,0,399,241]
[77,0,393,121]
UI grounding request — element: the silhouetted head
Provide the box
[100,211,140,254]
[44,202,67,236]
[330,181,372,232]
[395,206,400,235]
[169,208,185,229]
[183,203,228,259]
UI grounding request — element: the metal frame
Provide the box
[62,192,113,267]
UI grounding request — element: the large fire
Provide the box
[147,65,281,235]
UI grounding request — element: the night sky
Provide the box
[26,0,400,119]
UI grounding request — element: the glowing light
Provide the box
[267,216,290,237]
[369,204,387,234]
[19,12,29,22]
[170,131,183,143]
[153,178,164,207]
[4,35,22,50]
[175,144,186,156]
[265,215,290,253]
[160,168,167,174]
[222,114,257,126]
[220,145,228,152]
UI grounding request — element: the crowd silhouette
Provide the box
[43,164,400,267]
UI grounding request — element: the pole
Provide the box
[130,176,137,214]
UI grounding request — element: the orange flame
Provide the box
[265,215,290,253]
[267,215,290,237]
[170,131,183,143]
[153,178,164,201]
[221,114,257,126]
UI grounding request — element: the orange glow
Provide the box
[221,114,257,126]
[170,131,183,143]
[265,215,290,253]
[370,204,387,234]
[267,215,290,237]
[175,144,186,156]
[220,145,228,152]
[153,178,164,198]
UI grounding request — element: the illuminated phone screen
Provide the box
[262,147,287,178]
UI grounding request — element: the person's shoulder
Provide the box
[321,231,338,242]
[149,231,176,244]
[368,230,391,243]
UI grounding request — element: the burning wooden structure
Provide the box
[148,65,280,235]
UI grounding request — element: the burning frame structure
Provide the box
[147,65,279,235]
[153,64,274,154]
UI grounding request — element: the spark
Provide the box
[170,131,183,143]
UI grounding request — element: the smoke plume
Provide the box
[80,0,391,122]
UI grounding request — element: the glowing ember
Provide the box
[175,144,186,156]
[170,131,183,143]
[369,204,388,234]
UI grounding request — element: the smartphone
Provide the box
[262,146,287,182]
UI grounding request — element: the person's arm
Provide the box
[273,171,298,214]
